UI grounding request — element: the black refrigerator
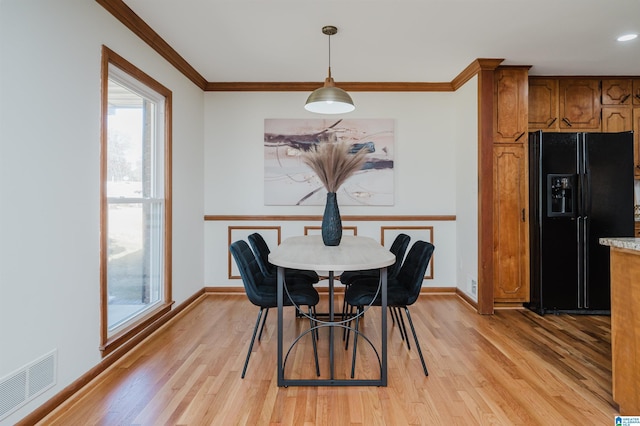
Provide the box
[528,131,634,315]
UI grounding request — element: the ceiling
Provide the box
[121,0,640,84]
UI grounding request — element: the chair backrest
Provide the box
[247,233,275,277]
[395,240,435,305]
[230,240,274,307]
[388,233,411,278]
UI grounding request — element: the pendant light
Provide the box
[305,26,355,114]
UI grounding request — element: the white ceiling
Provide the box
[122,0,640,83]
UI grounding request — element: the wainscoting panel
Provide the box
[381,226,434,279]
[227,226,281,279]
[206,215,456,289]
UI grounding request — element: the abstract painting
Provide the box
[264,119,394,206]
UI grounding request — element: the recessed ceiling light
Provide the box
[617,33,638,42]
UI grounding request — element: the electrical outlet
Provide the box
[466,275,478,296]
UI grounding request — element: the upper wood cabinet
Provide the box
[634,108,640,178]
[529,79,559,131]
[494,67,529,143]
[601,80,640,178]
[530,78,601,131]
[602,79,633,105]
[602,106,633,132]
[558,79,601,130]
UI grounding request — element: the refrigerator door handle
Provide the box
[579,135,592,218]
[584,165,592,220]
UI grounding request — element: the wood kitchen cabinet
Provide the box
[602,79,633,105]
[632,80,640,105]
[602,106,633,132]
[492,144,529,302]
[529,78,602,132]
[601,80,638,177]
[600,80,640,177]
[608,245,640,415]
[492,67,530,304]
[529,78,559,131]
[558,79,601,130]
[494,67,529,143]
[635,108,640,178]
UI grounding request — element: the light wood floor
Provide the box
[39,294,617,425]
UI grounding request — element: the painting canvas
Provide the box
[264,119,395,206]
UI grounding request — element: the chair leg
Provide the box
[350,306,362,378]
[344,303,356,350]
[258,307,269,341]
[242,307,265,378]
[309,306,320,376]
[341,288,348,321]
[312,306,320,340]
[404,307,428,376]
[391,307,406,342]
[341,284,350,340]
[397,307,411,350]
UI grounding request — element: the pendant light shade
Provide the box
[305,75,355,114]
[305,26,355,114]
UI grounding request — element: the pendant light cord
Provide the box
[327,32,332,79]
[328,32,331,69]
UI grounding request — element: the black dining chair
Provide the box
[340,233,411,286]
[344,240,435,378]
[248,232,320,285]
[230,240,321,378]
[340,233,410,343]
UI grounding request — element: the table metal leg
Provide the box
[278,266,388,387]
[381,267,388,386]
[328,270,335,380]
[277,266,284,386]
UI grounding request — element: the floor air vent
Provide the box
[0,349,56,421]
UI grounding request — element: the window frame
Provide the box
[99,45,173,356]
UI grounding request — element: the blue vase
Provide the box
[322,192,342,246]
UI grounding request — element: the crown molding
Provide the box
[96,0,208,90]
[204,81,455,92]
[451,58,505,90]
[97,0,502,92]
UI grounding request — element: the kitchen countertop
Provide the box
[599,237,640,252]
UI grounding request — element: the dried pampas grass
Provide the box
[301,139,368,193]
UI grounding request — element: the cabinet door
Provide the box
[493,145,529,302]
[529,79,559,131]
[602,106,633,132]
[558,79,601,130]
[634,108,640,178]
[633,80,640,105]
[602,79,632,105]
[494,68,528,143]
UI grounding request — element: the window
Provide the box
[100,46,172,355]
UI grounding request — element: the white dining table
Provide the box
[269,235,395,386]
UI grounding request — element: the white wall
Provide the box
[0,1,204,423]
[0,2,481,423]
[203,91,460,289]
[453,77,480,301]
